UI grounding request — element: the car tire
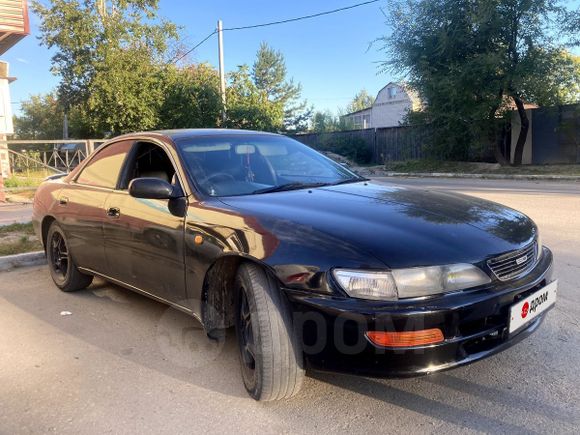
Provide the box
[46,221,93,292]
[234,263,305,401]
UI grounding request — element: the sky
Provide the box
[2,0,393,116]
[2,0,579,117]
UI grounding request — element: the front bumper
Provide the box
[286,248,554,377]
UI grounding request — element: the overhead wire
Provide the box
[170,0,380,63]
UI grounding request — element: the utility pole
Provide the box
[217,20,227,125]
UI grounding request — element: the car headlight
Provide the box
[333,264,491,301]
[536,231,542,260]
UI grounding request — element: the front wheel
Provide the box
[234,263,305,401]
[46,221,93,292]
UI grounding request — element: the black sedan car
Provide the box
[32,129,556,401]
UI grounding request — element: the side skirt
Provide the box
[78,267,202,324]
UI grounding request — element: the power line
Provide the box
[171,0,380,63]
[222,0,380,31]
[171,30,217,64]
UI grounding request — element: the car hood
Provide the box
[218,181,536,269]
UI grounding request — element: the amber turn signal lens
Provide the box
[366,329,444,347]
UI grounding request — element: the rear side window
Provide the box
[76,141,133,188]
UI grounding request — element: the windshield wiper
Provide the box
[251,182,329,195]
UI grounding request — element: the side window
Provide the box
[76,141,133,188]
[119,141,178,190]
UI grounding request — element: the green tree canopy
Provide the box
[227,65,284,131]
[382,0,580,165]
[311,110,339,133]
[159,63,222,129]
[13,94,64,139]
[346,89,374,113]
[252,42,312,132]
[30,3,315,136]
[33,0,178,136]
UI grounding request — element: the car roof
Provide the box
[147,128,280,142]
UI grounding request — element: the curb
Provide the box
[375,172,580,181]
[0,251,46,272]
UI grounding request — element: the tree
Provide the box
[13,94,65,139]
[561,7,580,46]
[158,63,222,129]
[311,110,339,132]
[532,51,580,105]
[346,89,374,113]
[382,0,580,165]
[227,65,284,131]
[251,42,311,131]
[33,0,178,136]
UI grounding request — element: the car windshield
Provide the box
[174,134,364,197]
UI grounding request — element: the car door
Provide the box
[102,140,187,304]
[57,140,133,273]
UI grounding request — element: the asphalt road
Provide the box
[1,178,579,434]
[0,203,33,226]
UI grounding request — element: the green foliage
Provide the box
[252,42,312,131]
[382,0,580,163]
[560,7,580,46]
[346,89,374,113]
[159,64,222,129]
[311,110,353,132]
[226,65,284,131]
[30,3,313,136]
[33,0,178,136]
[86,46,167,134]
[530,52,580,105]
[13,94,64,139]
[311,110,339,132]
[3,176,42,188]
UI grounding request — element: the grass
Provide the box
[3,175,44,189]
[0,222,43,256]
[383,160,580,175]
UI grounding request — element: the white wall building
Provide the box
[342,82,421,129]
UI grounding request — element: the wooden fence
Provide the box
[290,125,495,164]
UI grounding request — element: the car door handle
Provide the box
[59,197,68,206]
[106,207,120,218]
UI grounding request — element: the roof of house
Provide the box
[342,82,422,117]
[342,106,372,117]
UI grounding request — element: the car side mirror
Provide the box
[129,178,177,200]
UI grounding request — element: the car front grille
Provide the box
[487,241,538,281]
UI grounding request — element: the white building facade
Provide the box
[342,82,421,129]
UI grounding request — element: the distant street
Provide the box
[1,177,579,434]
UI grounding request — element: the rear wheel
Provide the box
[46,222,93,292]
[234,263,305,401]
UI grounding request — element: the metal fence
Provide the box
[2,139,106,176]
[531,104,580,164]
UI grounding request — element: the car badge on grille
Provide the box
[516,255,528,265]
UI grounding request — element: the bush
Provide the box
[3,176,41,188]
